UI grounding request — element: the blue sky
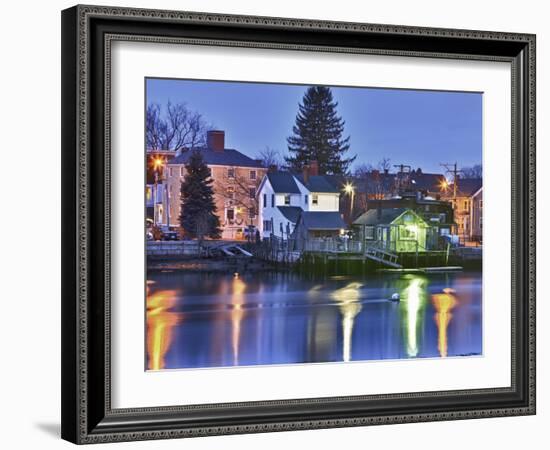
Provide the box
[146,78,482,174]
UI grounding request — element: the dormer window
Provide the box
[284,195,291,205]
[312,194,319,205]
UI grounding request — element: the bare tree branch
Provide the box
[257,146,282,170]
[146,101,211,151]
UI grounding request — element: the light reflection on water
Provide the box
[145,271,482,370]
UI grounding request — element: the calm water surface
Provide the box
[146,271,482,370]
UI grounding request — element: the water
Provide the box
[146,270,482,370]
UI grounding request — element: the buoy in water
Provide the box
[389,293,400,302]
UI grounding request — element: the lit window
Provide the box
[399,224,418,240]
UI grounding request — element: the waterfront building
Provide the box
[353,207,435,253]
[292,211,347,250]
[256,162,342,239]
[441,178,483,244]
[363,191,455,239]
[162,130,267,240]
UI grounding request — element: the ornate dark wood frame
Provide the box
[61,4,536,444]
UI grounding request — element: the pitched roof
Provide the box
[353,208,408,226]
[409,173,446,192]
[298,211,346,230]
[168,148,263,168]
[449,178,482,197]
[277,206,303,223]
[266,172,301,194]
[295,175,340,193]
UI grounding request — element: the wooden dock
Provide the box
[378,266,463,274]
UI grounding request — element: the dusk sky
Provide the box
[146,78,482,174]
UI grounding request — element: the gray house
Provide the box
[293,211,347,250]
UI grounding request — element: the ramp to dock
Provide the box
[364,247,402,268]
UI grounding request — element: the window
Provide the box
[365,226,375,240]
[271,194,275,207]
[228,168,235,178]
[180,166,185,177]
[464,200,469,210]
[227,209,235,221]
[249,187,256,199]
[304,194,308,205]
[263,193,267,208]
[227,186,235,199]
[248,208,256,219]
[169,167,173,177]
[399,224,418,240]
[250,170,257,180]
[284,195,291,205]
[479,200,483,208]
[312,194,318,205]
[263,220,272,232]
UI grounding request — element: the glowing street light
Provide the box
[343,182,355,219]
[152,156,164,171]
[151,156,166,227]
[439,178,449,192]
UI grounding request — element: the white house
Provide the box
[256,164,342,239]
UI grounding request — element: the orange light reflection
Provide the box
[231,275,246,365]
[146,289,181,370]
[431,289,458,357]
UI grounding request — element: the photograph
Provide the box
[56,3,537,444]
[145,78,483,371]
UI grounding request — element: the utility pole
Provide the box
[440,162,463,240]
[393,164,411,193]
[440,162,460,201]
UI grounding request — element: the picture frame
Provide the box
[61,4,536,444]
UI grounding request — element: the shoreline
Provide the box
[147,256,282,273]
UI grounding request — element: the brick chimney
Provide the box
[310,160,319,176]
[303,160,319,184]
[207,130,225,152]
[303,164,310,184]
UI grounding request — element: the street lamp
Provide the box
[343,182,355,219]
[151,156,165,227]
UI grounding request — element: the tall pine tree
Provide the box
[286,86,355,175]
[179,150,221,239]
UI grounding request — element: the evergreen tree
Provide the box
[286,86,355,174]
[179,150,221,239]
